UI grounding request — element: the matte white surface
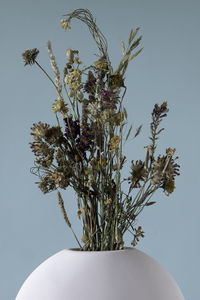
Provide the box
[16,248,184,300]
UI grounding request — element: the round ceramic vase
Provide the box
[16,248,184,300]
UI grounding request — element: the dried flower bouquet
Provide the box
[22,9,180,251]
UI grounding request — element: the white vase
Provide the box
[16,248,184,300]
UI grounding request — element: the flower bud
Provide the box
[66,49,74,64]
[77,91,84,100]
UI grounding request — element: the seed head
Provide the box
[22,48,39,66]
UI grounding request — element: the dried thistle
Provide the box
[38,176,56,194]
[31,122,50,140]
[129,160,148,188]
[22,48,39,66]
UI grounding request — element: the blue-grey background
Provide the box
[0,0,199,299]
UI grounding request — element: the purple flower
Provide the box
[64,117,80,139]
[77,127,94,152]
[84,78,96,93]
[101,90,118,109]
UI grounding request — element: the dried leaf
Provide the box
[123,107,128,119]
[130,36,142,51]
[145,201,156,206]
[134,125,142,137]
[121,40,126,56]
[122,54,130,65]
[125,124,133,141]
[128,29,134,45]
[129,27,140,45]
[156,128,164,135]
[129,48,143,62]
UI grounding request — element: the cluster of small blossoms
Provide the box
[64,69,82,91]
[77,127,94,152]
[131,227,145,247]
[50,170,69,189]
[109,136,120,152]
[65,116,80,139]
[84,71,96,93]
[83,64,121,124]
[101,89,118,109]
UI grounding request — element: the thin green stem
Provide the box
[35,61,58,91]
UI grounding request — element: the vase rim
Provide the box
[65,247,136,253]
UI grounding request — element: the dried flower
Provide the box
[109,72,124,89]
[77,127,94,152]
[30,140,54,158]
[77,209,82,219]
[151,153,180,194]
[38,176,56,194]
[101,90,118,109]
[109,135,120,152]
[47,41,63,100]
[105,198,112,205]
[129,160,148,188]
[131,226,144,247]
[87,102,101,122]
[60,19,71,30]
[66,49,75,64]
[22,48,39,66]
[115,112,124,125]
[44,126,63,145]
[52,99,69,115]
[152,101,168,118]
[51,171,69,189]
[64,116,80,139]
[64,69,82,91]
[57,191,71,227]
[30,122,50,140]
[94,56,108,69]
[84,71,96,94]
[163,179,175,195]
[81,234,88,243]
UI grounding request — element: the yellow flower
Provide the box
[64,69,82,91]
[115,112,124,126]
[81,235,87,243]
[131,240,137,247]
[52,99,69,115]
[90,158,100,170]
[110,72,124,89]
[164,180,175,195]
[84,168,90,175]
[109,136,120,152]
[60,19,71,30]
[94,56,108,69]
[86,180,92,187]
[77,209,82,219]
[101,158,107,167]
[105,198,112,205]
[112,164,118,171]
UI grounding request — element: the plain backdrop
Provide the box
[1,0,199,299]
